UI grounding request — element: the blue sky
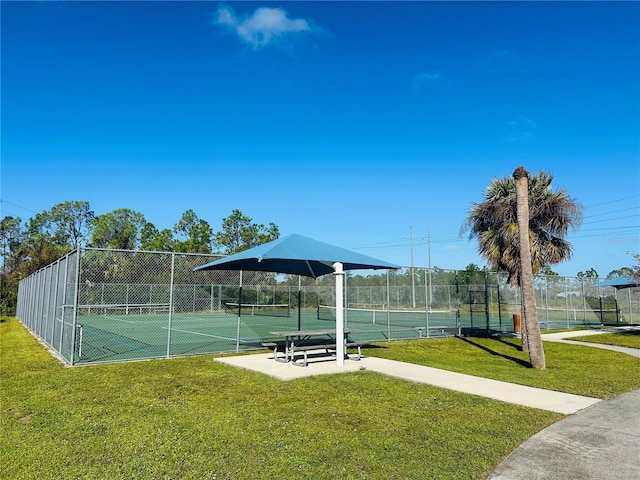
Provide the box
[2,1,639,277]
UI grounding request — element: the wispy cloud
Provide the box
[214,4,321,52]
[505,116,538,142]
[412,71,452,92]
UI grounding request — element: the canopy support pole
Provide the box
[334,262,345,367]
[297,276,302,331]
[236,271,243,352]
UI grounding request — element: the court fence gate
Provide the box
[16,248,639,366]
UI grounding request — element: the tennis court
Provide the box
[75,303,461,363]
[17,248,639,365]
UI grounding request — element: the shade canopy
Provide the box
[591,277,640,290]
[193,234,399,278]
[194,234,398,367]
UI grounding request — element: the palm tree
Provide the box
[462,168,582,369]
[513,166,545,369]
[462,169,582,286]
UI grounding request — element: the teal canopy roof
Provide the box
[194,234,399,279]
[591,277,640,290]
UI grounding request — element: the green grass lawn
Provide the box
[2,317,638,480]
[364,335,640,400]
[570,330,640,350]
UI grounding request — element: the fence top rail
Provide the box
[77,303,171,308]
[81,247,225,259]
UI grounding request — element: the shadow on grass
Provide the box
[458,337,532,368]
[360,344,387,351]
[492,336,524,351]
[618,331,640,337]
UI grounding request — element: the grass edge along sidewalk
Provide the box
[2,317,639,480]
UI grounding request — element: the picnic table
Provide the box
[264,329,368,367]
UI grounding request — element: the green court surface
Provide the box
[74,307,461,364]
[74,305,607,364]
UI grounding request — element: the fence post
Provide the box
[166,253,176,358]
[69,249,82,366]
[544,275,549,331]
[58,254,69,355]
[484,272,490,332]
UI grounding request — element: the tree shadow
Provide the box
[491,335,524,351]
[457,337,532,368]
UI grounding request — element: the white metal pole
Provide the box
[333,262,345,367]
[410,226,416,308]
[237,271,243,353]
[428,229,433,309]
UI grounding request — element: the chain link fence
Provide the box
[17,248,639,365]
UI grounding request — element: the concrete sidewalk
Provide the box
[216,353,600,414]
[488,389,640,479]
[217,328,640,478]
[360,356,599,414]
[488,327,640,479]
[215,327,638,415]
[541,326,640,358]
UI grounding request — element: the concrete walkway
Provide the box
[216,350,601,414]
[215,328,638,415]
[359,356,599,414]
[541,326,640,358]
[217,327,640,479]
[488,389,640,479]
[488,327,640,479]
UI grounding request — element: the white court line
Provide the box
[162,326,239,341]
[101,315,141,324]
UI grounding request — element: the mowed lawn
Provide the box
[2,317,639,480]
[571,329,640,350]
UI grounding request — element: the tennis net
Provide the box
[317,305,457,328]
[224,302,291,318]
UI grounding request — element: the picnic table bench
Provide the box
[414,326,457,338]
[263,329,370,367]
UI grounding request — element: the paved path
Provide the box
[489,327,640,479]
[541,326,640,358]
[360,356,599,414]
[217,327,640,478]
[488,389,640,480]
[217,349,601,414]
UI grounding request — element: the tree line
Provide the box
[0,201,280,314]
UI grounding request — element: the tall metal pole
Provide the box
[425,229,432,338]
[298,276,302,330]
[410,226,416,308]
[333,262,345,367]
[237,271,243,352]
[428,229,433,310]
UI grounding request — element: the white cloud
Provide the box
[505,116,538,142]
[412,71,442,91]
[214,5,319,52]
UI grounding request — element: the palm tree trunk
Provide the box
[513,167,546,369]
[520,290,529,353]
